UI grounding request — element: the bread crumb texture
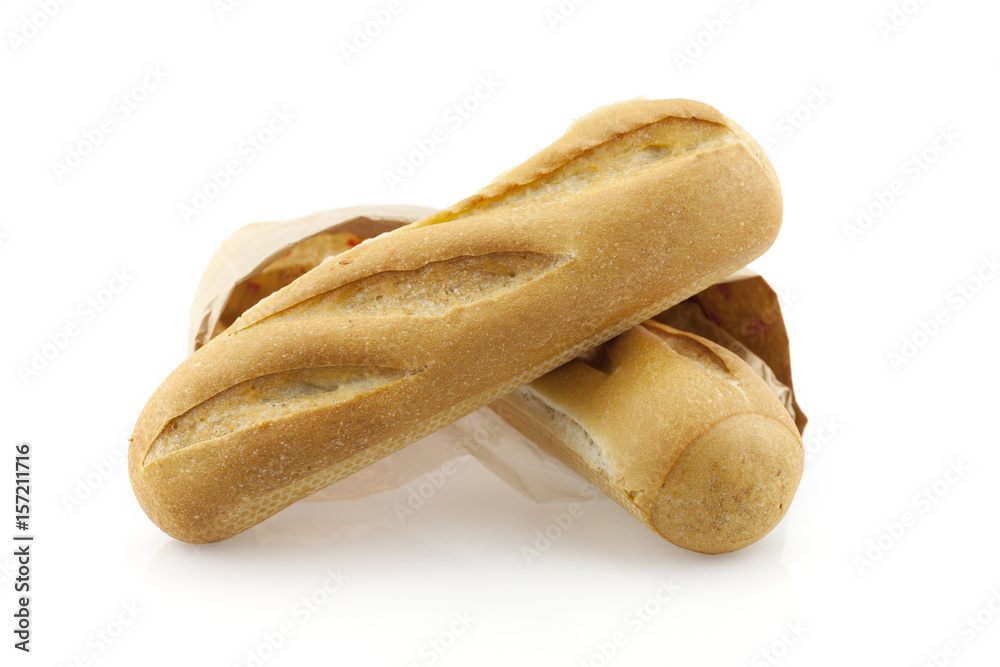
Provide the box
[145,366,411,465]
[259,251,567,322]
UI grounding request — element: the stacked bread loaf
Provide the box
[129,98,803,553]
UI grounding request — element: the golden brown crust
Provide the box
[652,413,802,553]
[129,98,783,543]
[215,231,364,334]
[658,277,806,432]
[189,205,430,352]
[415,99,736,224]
[493,322,803,554]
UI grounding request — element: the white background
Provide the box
[3,0,1000,665]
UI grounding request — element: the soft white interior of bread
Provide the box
[506,385,611,478]
[145,367,410,465]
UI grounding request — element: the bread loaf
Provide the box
[129,98,783,543]
[194,209,803,553]
[492,321,802,554]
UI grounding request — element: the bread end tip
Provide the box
[651,413,803,554]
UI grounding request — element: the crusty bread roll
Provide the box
[129,98,783,543]
[493,321,802,554]
[194,210,802,554]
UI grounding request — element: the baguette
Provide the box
[195,209,802,553]
[492,321,802,554]
[194,209,804,553]
[129,98,783,543]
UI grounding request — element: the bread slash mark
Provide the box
[144,366,415,466]
[259,251,569,322]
